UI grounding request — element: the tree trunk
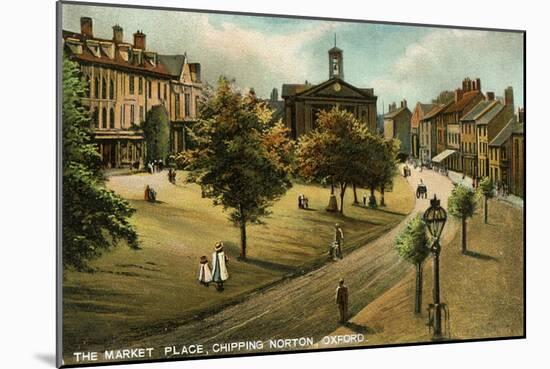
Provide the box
[352,183,358,204]
[238,204,247,260]
[330,180,335,195]
[484,195,488,224]
[461,217,467,254]
[339,183,347,214]
[380,187,386,207]
[414,263,423,314]
[368,187,377,208]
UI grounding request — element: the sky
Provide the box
[62,3,524,112]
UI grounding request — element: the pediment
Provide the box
[298,79,370,99]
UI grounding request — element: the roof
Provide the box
[158,54,185,77]
[63,29,171,78]
[512,122,524,135]
[476,103,505,125]
[281,84,311,97]
[421,103,448,121]
[489,118,518,146]
[419,103,437,115]
[329,46,343,53]
[444,90,482,114]
[460,100,495,121]
[384,106,410,119]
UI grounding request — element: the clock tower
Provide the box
[328,36,344,80]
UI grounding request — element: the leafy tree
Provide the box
[448,184,478,254]
[62,57,138,271]
[142,105,170,164]
[395,214,430,314]
[378,139,399,207]
[297,107,373,214]
[361,134,396,208]
[478,177,495,224]
[184,78,293,259]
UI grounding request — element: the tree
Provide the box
[296,107,373,215]
[478,177,495,224]
[448,184,478,254]
[378,139,399,207]
[395,214,430,314]
[184,78,293,260]
[361,134,396,208]
[62,56,138,271]
[142,105,170,164]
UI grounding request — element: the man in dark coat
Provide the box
[335,278,349,323]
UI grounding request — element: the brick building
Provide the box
[410,102,437,159]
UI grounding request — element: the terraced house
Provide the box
[63,17,202,168]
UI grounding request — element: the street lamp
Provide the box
[423,195,447,340]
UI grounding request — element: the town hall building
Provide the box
[281,42,378,139]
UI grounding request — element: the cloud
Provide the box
[371,29,524,108]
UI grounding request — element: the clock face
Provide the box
[333,82,341,92]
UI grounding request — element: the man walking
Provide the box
[335,278,349,324]
[334,223,344,259]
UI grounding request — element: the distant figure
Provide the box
[335,278,349,323]
[362,193,367,207]
[298,194,303,209]
[212,242,229,291]
[145,185,156,202]
[168,168,176,184]
[334,223,344,259]
[144,185,151,201]
[303,196,309,209]
[197,255,212,287]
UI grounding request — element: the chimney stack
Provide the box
[80,17,93,38]
[455,88,464,103]
[476,78,481,91]
[504,86,514,107]
[486,92,495,101]
[133,30,146,50]
[113,24,123,43]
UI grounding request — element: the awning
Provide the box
[431,149,457,163]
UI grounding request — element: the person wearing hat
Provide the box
[335,278,349,324]
[334,223,344,259]
[197,255,212,287]
[212,241,229,291]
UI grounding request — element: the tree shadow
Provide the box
[464,250,498,261]
[343,321,380,335]
[240,257,296,273]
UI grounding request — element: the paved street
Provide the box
[138,165,458,352]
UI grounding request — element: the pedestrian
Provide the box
[335,278,349,324]
[298,194,303,209]
[334,223,344,259]
[144,185,151,201]
[212,241,229,291]
[362,193,367,207]
[303,196,309,209]
[197,255,212,287]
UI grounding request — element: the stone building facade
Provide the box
[63,17,202,168]
[383,100,412,156]
[282,44,377,139]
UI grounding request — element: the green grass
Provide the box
[63,171,414,354]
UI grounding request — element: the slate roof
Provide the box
[158,54,185,77]
[476,103,505,125]
[421,103,448,121]
[489,118,517,146]
[461,100,495,121]
[384,107,410,119]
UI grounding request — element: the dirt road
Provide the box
[140,166,458,352]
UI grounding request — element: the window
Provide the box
[102,78,107,99]
[102,107,107,129]
[129,75,135,95]
[164,84,167,99]
[157,82,161,99]
[131,105,135,125]
[94,77,99,98]
[121,105,125,128]
[109,108,115,129]
[147,80,152,98]
[85,75,91,97]
[138,77,143,95]
[109,79,114,99]
[91,108,98,128]
[139,106,144,123]
[195,96,200,117]
[174,93,180,118]
[185,93,190,118]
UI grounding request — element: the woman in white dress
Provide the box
[197,255,212,287]
[211,242,229,291]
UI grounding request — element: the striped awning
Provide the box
[431,149,456,163]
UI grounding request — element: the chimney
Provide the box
[388,104,392,113]
[402,99,407,108]
[476,78,481,91]
[486,92,495,101]
[133,30,146,50]
[504,86,514,107]
[113,24,123,43]
[80,17,93,38]
[455,88,464,103]
[518,107,525,124]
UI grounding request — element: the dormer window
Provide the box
[66,38,83,54]
[99,41,115,59]
[85,40,101,58]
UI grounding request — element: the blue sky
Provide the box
[62,3,524,112]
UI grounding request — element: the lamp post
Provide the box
[423,195,447,340]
